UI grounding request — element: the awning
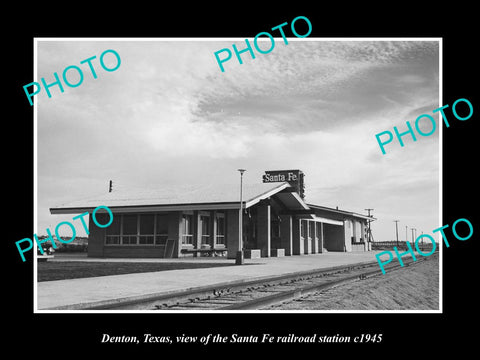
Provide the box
[310,216,344,226]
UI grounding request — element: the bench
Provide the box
[180,248,227,257]
[37,255,54,262]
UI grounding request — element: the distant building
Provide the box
[50,171,374,259]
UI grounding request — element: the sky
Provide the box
[35,38,440,243]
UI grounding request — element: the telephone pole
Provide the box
[411,228,416,248]
[365,209,374,243]
[394,220,399,247]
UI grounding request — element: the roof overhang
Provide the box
[244,182,291,208]
[50,182,296,215]
[310,216,344,226]
[307,204,377,221]
[49,202,243,214]
[270,191,310,210]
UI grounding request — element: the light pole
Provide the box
[411,228,416,249]
[405,225,408,243]
[236,169,246,265]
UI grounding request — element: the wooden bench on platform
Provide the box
[180,248,227,257]
[37,255,54,262]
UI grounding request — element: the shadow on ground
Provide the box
[37,261,262,282]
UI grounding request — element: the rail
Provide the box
[93,253,435,311]
[371,241,436,250]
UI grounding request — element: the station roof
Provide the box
[50,183,373,223]
[50,182,310,214]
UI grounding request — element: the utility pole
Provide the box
[411,228,416,249]
[365,209,374,243]
[394,220,399,247]
[405,225,408,243]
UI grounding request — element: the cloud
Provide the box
[194,40,439,135]
[36,39,440,241]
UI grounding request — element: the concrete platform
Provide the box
[36,251,384,310]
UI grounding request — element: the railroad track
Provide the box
[99,252,436,311]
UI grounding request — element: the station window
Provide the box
[105,215,121,245]
[122,215,138,245]
[300,220,308,239]
[216,214,225,245]
[272,219,280,239]
[200,215,210,245]
[104,213,172,246]
[182,214,193,245]
[155,214,169,246]
[139,214,155,245]
[316,222,322,239]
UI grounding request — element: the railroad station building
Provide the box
[50,170,374,259]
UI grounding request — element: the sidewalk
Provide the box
[36,251,383,310]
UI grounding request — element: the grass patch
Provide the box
[37,261,236,282]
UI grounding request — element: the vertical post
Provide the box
[194,211,200,256]
[210,210,216,249]
[257,200,271,257]
[411,228,416,249]
[319,222,324,253]
[405,225,408,243]
[236,169,246,265]
[311,221,317,254]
